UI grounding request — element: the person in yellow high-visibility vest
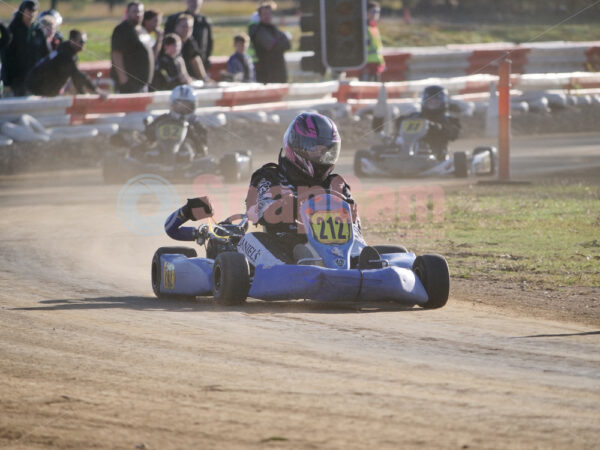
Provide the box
[360,1,385,81]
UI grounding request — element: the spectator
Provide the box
[1,0,47,96]
[38,15,57,53]
[0,22,11,52]
[39,9,63,51]
[164,0,212,72]
[142,9,163,61]
[360,1,385,81]
[224,33,255,82]
[152,33,192,91]
[174,13,210,82]
[26,29,105,97]
[249,1,290,84]
[110,1,154,93]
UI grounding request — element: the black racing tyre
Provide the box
[373,245,408,254]
[412,254,450,309]
[453,151,468,178]
[212,252,250,306]
[220,153,240,183]
[151,247,198,299]
[354,150,370,178]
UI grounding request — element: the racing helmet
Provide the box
[421,85,449,117]
[39,9,63,27]
[281,112,341,183]
[169,85,196,118]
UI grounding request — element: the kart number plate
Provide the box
[157,124,185,141]
[401,119,425,134]
[310,210,351,245]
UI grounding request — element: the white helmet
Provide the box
[169,85,196,118]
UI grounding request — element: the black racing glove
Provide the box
[179,196,213,221]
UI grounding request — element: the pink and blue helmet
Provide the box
[282,112,341,182]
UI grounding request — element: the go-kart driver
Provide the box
[241,112,366,266]
[163,112,376,268]
[131,85,209,163]
[394,85,460,161]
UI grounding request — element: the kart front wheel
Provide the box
[413,254,450,309]
[373,245,408,254]
[212,252,250,306]
[151,247,198,299]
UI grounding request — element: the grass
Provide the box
[379,20,600,47]
[359,180,600,290]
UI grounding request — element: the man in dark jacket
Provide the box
[164,0,212,71]
[249,1,290,84]
[110,1,154,93]
[26,30,103,97]
[1,0,47,96]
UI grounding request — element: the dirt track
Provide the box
[1,134,599,449]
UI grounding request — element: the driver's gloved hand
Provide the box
[180,196,213,221]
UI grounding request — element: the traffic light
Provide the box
[299,0,326,74]
[321,0,367,70]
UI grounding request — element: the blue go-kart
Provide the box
[151,194,450,308]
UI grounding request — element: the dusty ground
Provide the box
[0,132,599,449]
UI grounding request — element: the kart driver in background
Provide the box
[241,112,368,266]
[394,85,461,161]
[132,84,208,162]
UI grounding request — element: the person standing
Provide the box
[152,33,192,91]
[224,33,255,82]
[141,9,163,61]
[164,0,212,72]
[1,0,47,96]
[39,9,63,51]
[38,14,57,54]
[110,1,154,93]
[26,30,105,97]
[249,1,290,84]
[174,13,210,82]
[360,1,385,82]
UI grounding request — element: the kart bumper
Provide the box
[158,255,429,306]
[249,264,429,305]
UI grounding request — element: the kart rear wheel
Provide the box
[373,245,408,254]
[453,151,468,178]
[212,252,250,306]
[412,254,450,309]
[354,150,370,178]
[151,247,198,299]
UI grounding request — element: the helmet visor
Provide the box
[172,100,195,115]
[296,140,341,166]
[423,95,444,111]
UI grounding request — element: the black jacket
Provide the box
[246,159,356,234]
[249,22,290,84]
[1,16,46,88]
[26,41,96,96]
[164,12,213,68]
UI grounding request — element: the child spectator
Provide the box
[224,33,255,82]
[152,33,192,91]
